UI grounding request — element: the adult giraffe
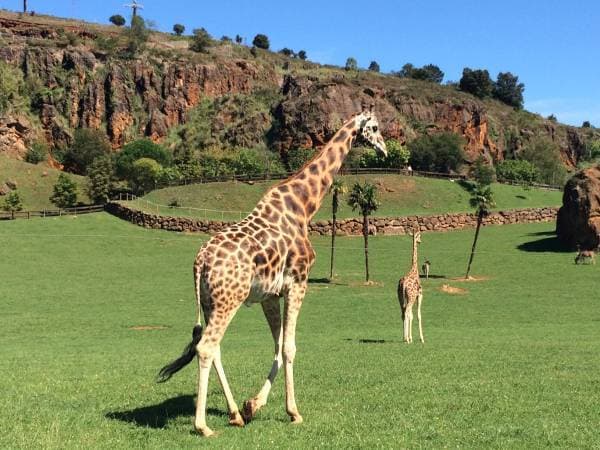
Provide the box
[158,110,387,437]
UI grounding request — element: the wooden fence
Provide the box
[0,204,105,220]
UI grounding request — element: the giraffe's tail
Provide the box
[157,324,203,383]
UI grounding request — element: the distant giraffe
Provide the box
[398,230,424,343]
[421,259,430,279]
[157,110,387,437]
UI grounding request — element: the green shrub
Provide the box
[190,28,212,53]
[408,133,465,173]
[493,72,524,109]
[115,139,172,179]
[359,139,410,168]
[495,159,539,184]
[87,155,114,204]
[252,34,270,50]
[368,61,380,72]
[109,14,126,26]
[520,137,566,185]
[0,61,26,114]
[297,50,307,60]
[459,68,494,98]
[173,24,185,36]
[2,190,23,218]
[25,141,48,164]
[130,158,162,193]
[125,15,149,56]
[345,57,358,71]
[286,148,315,171]
[470,157,496,185]
[50,173,78,208]
[63,129,112,175]
[158,166,183,185]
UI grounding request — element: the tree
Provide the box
[50,173,78,208]
[359,139,410,169]
[493,72,524,109]
[63,128,112,175]
[471,156,495,185]
[459,68,494,98]
[286,148,314,171]
[130,158,162,193]
[173,23,185,36]
[347,182,380,282]
[328,179,347,280]
[190,28,212,53]
[396,63,443,83]
[397,63,415,78]
[465,183,495,279]
[279,47,294,57]
[368,61,380,72]
[547,114,557,122]
[2,191,23,219]
[115,139,172,180]
[235,34,243,44]
[495,160,539,184]
[87,155,114,204]
[252,34,270,50]
[109,15,126,26]
[520,137,566,185]
[345,57,358,71]
[25,141,48,164]
[126,15,149,56]
[408,132,464,173]
[297,50,307,60]
[582,121,592,128]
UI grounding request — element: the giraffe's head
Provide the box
[356,111,387,157]
[409,229,422,244]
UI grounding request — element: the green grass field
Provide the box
[0,155,90,210]
[136,174,561,221]
[1,213,598,448]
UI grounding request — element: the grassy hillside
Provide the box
[0,155,89,210]
[135,174,562,221]
[1,214,598,448]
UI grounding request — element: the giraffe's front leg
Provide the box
[283,282,306,424]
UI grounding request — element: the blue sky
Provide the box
[4,0,599,126]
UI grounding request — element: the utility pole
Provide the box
[124,0,144,19]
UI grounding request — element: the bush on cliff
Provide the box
[63,129,112,175]
[408,132,464,173]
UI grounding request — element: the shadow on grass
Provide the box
[420,274,447,279]
[527,230,556,236]
[517,236,571,253]
[309,277,347,286]
[106,394,227,429]
[344,338,398,344]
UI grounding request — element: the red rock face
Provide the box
[557,166,600,250]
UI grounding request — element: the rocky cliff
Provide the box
[0,11,597,170]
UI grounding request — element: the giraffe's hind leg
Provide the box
[417,292,424,344]
[194,298,242,437]
[242,296,282,422]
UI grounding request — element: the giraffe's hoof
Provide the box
[242,398,260,423]
[228,411,245,427]
[290,414,303,425]
[194,425,216,437]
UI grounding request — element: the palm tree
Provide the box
[465,184,495,279]
[328,179,347,280]
[348,181,380,282]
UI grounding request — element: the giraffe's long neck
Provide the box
[275,117,359,223]
[411,236,419,273]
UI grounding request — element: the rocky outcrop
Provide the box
[0,115,35,159]
[106,201,558,236]
[0,13,597,170]
[556,166,600,250]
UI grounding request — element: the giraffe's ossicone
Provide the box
[158,110,387,437]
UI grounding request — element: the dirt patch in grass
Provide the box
[348,280,384,287]
[439,284,468,295]
[129,325,169,331]
[450,275,491,282]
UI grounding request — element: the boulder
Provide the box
[556,166,600,250]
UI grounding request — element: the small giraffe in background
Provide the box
[398,230,424,343]
[421,259,431,279]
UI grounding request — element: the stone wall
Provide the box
[106,202,558,236]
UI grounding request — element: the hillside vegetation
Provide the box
[0,155,89,210]
[134,174,561,221]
